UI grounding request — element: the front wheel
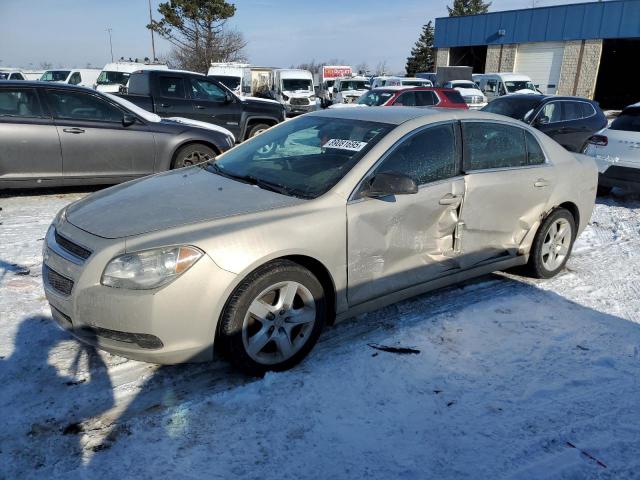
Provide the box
[526,208,576,279]
[219,260,326,376]
[246,123,272,140]
[171,143,216,169]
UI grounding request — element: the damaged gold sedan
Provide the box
[44,108,598,375]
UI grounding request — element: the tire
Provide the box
[219,260,326,376]
[597,184,613,196]
[526,208,576,279]
[171,143,216,169]
[246,123,271,140]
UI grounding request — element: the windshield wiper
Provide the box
[206,163,310,198]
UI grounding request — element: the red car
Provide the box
[352,86,468,109]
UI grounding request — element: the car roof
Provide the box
[0,80,97,92]
[309,106,516,125]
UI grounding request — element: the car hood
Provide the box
[65,167,305,239]
[162,117,235,142]
[455,87,484,97]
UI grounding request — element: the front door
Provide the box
[188,77,243,138]
[153,75,194,118]
[347,122,465,305]
[0,86,62,185]
[458,121,555,268]
[45,89,156,183]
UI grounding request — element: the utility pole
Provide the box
[148,0,156,61]
[106,28,114,62]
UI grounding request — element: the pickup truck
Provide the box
[117,70,286,142]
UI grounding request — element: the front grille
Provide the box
[290,97,310,106]
[78,326,164,349]
[55,230,91,260]
[463,95,483,104]
[345,96,358,104]
[45,266,74,296]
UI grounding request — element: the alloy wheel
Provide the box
[541,218,572,271]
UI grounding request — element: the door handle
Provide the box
[62,128,85,134]
[194,105,206,110]
[439,193,462,206]
[534,179,550,188]
[160,103,171,108]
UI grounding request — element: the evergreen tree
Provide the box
[405,21,435,76]
[447,0,491,17]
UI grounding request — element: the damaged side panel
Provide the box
[347,178,465,306]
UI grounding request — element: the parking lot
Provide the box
[1,187,639,478]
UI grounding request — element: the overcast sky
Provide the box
[0,0,592,73]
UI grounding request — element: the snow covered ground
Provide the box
[1,187,639,479]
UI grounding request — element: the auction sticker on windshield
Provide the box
[323,139,367,151]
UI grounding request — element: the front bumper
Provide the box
[285,102,315,115]
[598,166,640,189]
[42,220,237,364]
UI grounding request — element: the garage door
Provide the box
[514,42,565,95]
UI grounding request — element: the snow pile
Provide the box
[1,189,639,479]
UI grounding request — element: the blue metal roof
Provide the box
[434,0,640,48]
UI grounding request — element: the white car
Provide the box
[584,103,640,194]
[442,80,487,109]
[333,76,370,104]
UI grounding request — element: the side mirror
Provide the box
[224,92,233,103]
[122,113,136,127]
[363,172,418,198]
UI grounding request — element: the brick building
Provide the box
[433,0,640,109]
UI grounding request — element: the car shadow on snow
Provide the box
[4,271,640,477]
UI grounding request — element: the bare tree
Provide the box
[148,0,248,73]
[355,62,369,75]
[375,61,389,76]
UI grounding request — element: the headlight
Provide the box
[309,95,316,101]
[53,207,67,227]
[101,246,203,290]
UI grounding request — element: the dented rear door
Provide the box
[346,122,466,306]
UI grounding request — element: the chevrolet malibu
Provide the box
[43,108,597,375]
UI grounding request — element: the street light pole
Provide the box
[106,28,114,62]
[148,0,156,61]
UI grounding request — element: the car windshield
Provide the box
[610,107,640,132]
[0,73,9,80]
[451,81,476,89]
[206,115,392,199]
[402,80,430,87]
[482,96,542,120]
[357,90,394,106]
[210,75,241,90]
[325,80,335,88]
[40,70,70,82]
[339,80,369,91]
[282,79,312,91]
[96,71,131,85]
[505,80,536,93]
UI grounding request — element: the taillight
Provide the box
[588,134,608,146]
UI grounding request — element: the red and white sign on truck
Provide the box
[320,65,353,107]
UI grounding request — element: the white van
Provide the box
[476,73,541,101]
[270,69,316,116]
[96,61,168,93]
[333,76,371,104]
[39,69,101,87]
[207,62,250,94]
[0,69,27,80]
[370,76,433,89]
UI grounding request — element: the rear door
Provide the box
[152,75,193,118]
[187,77,242,138]
[347,122,466,305]
[0,86,62,185]
[45,88,156,183]
[458,121,555,268]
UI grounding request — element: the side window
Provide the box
[580,102,596,118]
[10,73,25,80]
[375,123,458,185]
[0,88,43,118]
[415,91,437,106]
[539,102,561,123]
[69,72,81,85]
[562,101,582,121]
[485,79,497,93]
[47,90,123,122]
[525,131,546,165]
[463,122,527,170]
[394,91,416,106]
[498,82,506,96]
[158,76,186,98]
[190,78,226,101]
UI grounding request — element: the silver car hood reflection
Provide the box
[66,167,305,239]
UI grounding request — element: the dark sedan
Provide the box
[482,95,607,152]
[0,81,235,189]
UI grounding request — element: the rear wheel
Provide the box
[172,143,216,169]
[526,208,576,279]
[219,260,326,376]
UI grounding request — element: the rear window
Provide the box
[610,107,640,132]
[442,90,465,104]
[482,96,542,120]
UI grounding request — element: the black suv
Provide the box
[482,95,607,152]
